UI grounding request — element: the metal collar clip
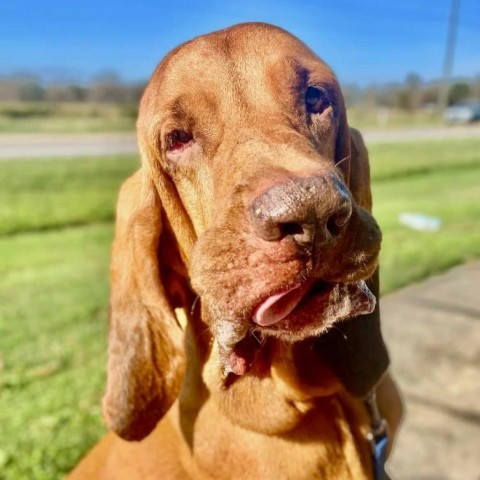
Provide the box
[365,390,389,480]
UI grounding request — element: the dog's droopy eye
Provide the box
[167,130,193,152]
[305,86,331,115]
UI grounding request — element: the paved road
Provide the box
[0,133,138,159]
[363,124,480,144]
[1,125,479,159]
[383,262,480,480]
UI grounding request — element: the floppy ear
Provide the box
[102,169,186,441]
[347,127,374,210]
[334,94,352,183]
[321,126,389,397]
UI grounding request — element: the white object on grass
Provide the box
[399,212,442,232]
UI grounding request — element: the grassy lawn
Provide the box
[369,139,480,291]
[0,102,136,133]
[347,106,442,130]
[369,138,480,181]
[0,226,111,479]
[0,101,442,133]
[0,155,138,236]
[0,138,479,478]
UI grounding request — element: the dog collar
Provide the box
[365,390,389,480]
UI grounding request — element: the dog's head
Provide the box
[103,23,388,441]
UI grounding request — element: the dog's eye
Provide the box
[167,130,193,152]
[305,86,331,115]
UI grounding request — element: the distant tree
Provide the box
[448,82,471,104]
[67,85,87,102]
[342,83,362,107]
[396,90,409,110]
[0,80,19,101]
[361,85,379,109]
[404,72,422,111]
[422,83,440,106]
[88,70,126,103]
[125,82,146,103]
[472,75,480,99]
[45,85,87,102]
[18,80,45,101]
[376,83,400,107]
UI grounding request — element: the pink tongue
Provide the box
[253,285,305,326]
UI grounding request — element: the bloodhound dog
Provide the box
[69,22,402,480]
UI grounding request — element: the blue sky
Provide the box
[1,0,479,85]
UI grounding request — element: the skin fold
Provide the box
[68,23,403,480]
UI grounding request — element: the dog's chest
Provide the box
[186,396,372,480]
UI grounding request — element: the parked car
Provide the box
[444,100,480,123]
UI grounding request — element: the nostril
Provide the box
[279,222,304,237]
[326,203,352,237]
[326,215,342,237]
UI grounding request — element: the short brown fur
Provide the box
[69,23,402,480]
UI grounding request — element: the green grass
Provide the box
[0,138,479,478]
[0,102,137,133]
[0,116,136,133]
[0,156,139,479]
[374,167,480,291]
[0,226,112,479]
[369,138,480,181]
[0,155,139,235]
[0,102,443,133]
[368,138,480,291]
[347,106,442,130]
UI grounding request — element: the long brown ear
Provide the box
[321,127,389,397]
[334,92,351,183]
[102,169,186,441]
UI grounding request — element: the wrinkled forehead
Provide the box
[146,25,339,114]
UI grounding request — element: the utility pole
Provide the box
[439,0,460,112]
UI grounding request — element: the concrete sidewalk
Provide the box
[1,125,480,159]
[383,262,480,480]
[0,132,138,159]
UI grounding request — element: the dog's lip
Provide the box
[224,279,376,376]
[252,281,334,327]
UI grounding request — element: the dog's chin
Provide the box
[216,279,377,377]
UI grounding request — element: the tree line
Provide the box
[1,71,479,110]
[0,72,144,104]
[342,73,480,111]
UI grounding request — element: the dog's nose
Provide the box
[249,175,352,247]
